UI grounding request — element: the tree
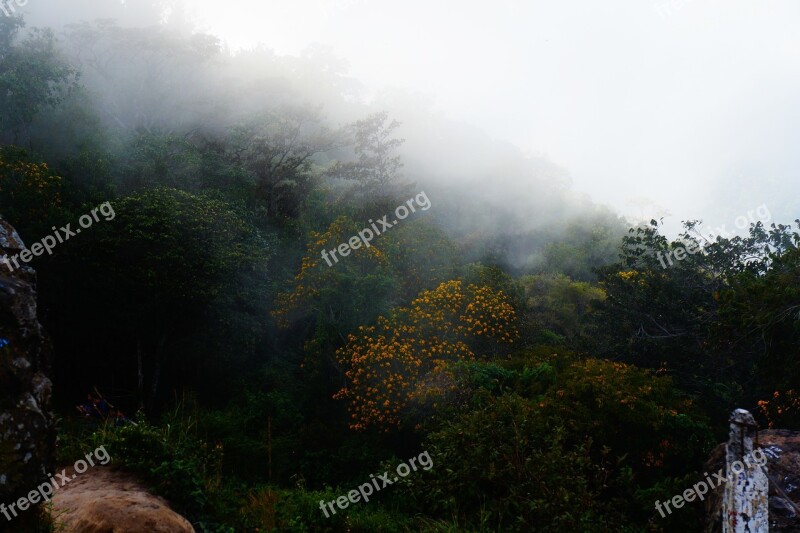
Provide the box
[411,356,713,531]
[536,216,625,281]
[334,280,518,430]
[0,17,79,143]
[62,21,220,135]
[116,133,203,194]
[717,245,800,419]
[418,393,627,532]
[272,214,396,334]
[326,111,404,204]
[52,188,273,408]
[232,107,336,218]
[592,218,800,422]
[520,273,606,347]
[0,145,67,237]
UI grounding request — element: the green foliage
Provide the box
[233,107,335,218]
[636,474,707,532]
[14,13,800,532]
[68,187,272,310]
[446,359,556,402]
[409,355,713,531]
[534,215,626,281]
[542,358,714,484]
[326,111,405,204]
[520,273,606,347]
[273,214,398,332]
[0,19,79,142]
[592,218,800,424]
[117,133,203,193]
[0,145,70,237]
[198,382,303,483]
[58,150,115,206]
[59,414,225,531]
[714,246,800,408]
[239,486,423,532]
[385,219,459,301]
[461,263,523,307]
[45,187,274,406]
[415,393,634,532]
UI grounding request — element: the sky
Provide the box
[19,0,800,233]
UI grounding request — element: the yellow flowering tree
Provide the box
[334,280,518,430]
[272,215,394,330]
[757,390,800,429]
[272,216,458,339]
[0,146,64,230]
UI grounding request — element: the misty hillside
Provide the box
[1,1,799,532]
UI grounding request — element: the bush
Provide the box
[58,413,230,532]
[240,486,418,532]
[403,355,714,531]
[409,392,633,532]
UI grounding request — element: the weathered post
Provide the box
[722,408,769,533]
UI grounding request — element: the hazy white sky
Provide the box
[22,0,800,231]
[185,0,800,230]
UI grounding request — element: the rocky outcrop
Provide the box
[0,217,54,529]
[52,467,195,533]
[705,428,800,532]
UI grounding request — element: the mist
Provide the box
[2,1,799,531]
[17,0,800,237]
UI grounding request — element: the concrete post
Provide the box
[722,409,769,533]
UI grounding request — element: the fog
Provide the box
[14,0,800,238]
[5,3,800,530]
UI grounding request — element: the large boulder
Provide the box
[52,467,195,533]
[0,217,54,530]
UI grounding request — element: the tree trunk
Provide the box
[137,337,145,410]
[268,416,272,484]
[148,335,167,409]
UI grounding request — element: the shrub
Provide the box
[58,414,230,532]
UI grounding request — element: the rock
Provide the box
[705,428,800,532]
[52,466,195,533]
[0,216,55,529]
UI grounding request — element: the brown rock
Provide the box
[0,216,55,530]
[52,467,195,533]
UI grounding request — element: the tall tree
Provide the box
[326,111,405,205]
[232,107,336,219]
[62,20,220,135]
[334,280,518,430]
[50,188,273,408]
[0,16,79,143]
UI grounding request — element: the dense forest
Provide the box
[1,4,799,532]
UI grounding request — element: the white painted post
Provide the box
[722,408,769,533]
